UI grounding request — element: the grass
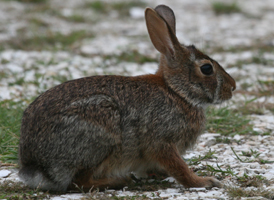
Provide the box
[0,70,9,80]
[83,192,155,200]
[209,42,274,54]
[193,162,237,180]
[257,80,274,97]
[77,179,168,200]
[87,1,107,13]
[232,55,273,70]
[0,180,66,199]
[188,151,235,179]
[1,30,93,51]
[206,106,255,136]
[215,136,234,144]
[0,172,170,199]
[25,1,58,15]
[192,154,274,198]
[231,147,256,163]
[204,164,236,178]
[241,149,261,158]
[234,99,267,115]
[237,174,269,187]
[0,100,26,163]
[103,50,157,64]
[1,59,10,65]
[235,84,274,110]
[188,149,217,166]
[226,187,274,199]
[65,14,86,23]
[0,180,163,200]
[212,1,241,15]
[232,147,274,164]
[8,77,25,87]
[251,55,269,65]
[0,178,167,200]
[29,17,49,27]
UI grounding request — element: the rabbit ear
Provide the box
[145,7,180,58]
[155,5,176,35]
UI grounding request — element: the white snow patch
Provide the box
[0,170,11,178]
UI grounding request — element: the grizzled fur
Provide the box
[19,5,236,192]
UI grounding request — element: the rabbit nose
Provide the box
[232,80,236,91]
[230,77,236,91]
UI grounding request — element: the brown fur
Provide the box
[18,5,235,192]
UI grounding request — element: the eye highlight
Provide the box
[200,64,213,75]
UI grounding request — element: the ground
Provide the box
[0,0,274,199]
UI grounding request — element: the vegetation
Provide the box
[188,149,216,166]
[0,181,51,199]
[2,30,92,51]
[212,1,241,15]
[104,51,157,64]
[226,187,274,199]
[206,106,255,136]
[0,100,25,163]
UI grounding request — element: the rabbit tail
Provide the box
[19,166,72,192]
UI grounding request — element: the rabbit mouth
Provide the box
[213,94,233,104]
[213,99,225,105]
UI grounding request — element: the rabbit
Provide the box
[19,4,236,192]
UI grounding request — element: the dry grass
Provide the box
[0,180,51,199]
[233,100,274,115]
[226,186,274,199]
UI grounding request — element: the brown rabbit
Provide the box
[19,5,236,192]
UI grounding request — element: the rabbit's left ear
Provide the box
[145,7,180,59]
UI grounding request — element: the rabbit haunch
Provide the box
[19,5,235,192]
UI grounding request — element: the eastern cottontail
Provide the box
[19,5,236,192]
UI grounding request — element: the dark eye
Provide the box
[200,64,213,75]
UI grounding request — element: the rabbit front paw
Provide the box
[199,177,222,188]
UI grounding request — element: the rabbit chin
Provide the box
[212,96,232,105]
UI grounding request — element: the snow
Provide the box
[0,170,11,178]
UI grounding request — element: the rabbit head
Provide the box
[145,5,236,107]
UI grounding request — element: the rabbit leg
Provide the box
[154,144,222,188]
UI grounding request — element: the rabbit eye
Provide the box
[200,64,213,75]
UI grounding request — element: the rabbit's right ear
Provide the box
[154,5,176,35]
[145,7,180,59]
